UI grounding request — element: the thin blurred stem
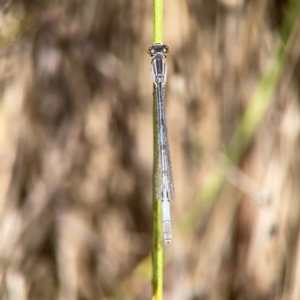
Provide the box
[184,0,300,228]
[152,0,163,299]
[0,12,34,49]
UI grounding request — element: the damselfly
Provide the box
[147,44,175,244]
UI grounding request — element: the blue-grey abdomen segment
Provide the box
[154,82,175,202]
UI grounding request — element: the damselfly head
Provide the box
[147,44,170,56]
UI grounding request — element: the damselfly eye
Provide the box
[146,45,152,54]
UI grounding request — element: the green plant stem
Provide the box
[152,127,163,300]
[153,0,163,44]
[152,0,164,299]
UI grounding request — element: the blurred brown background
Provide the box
[1,0,300,299]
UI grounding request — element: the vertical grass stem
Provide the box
[152,0,164,299]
